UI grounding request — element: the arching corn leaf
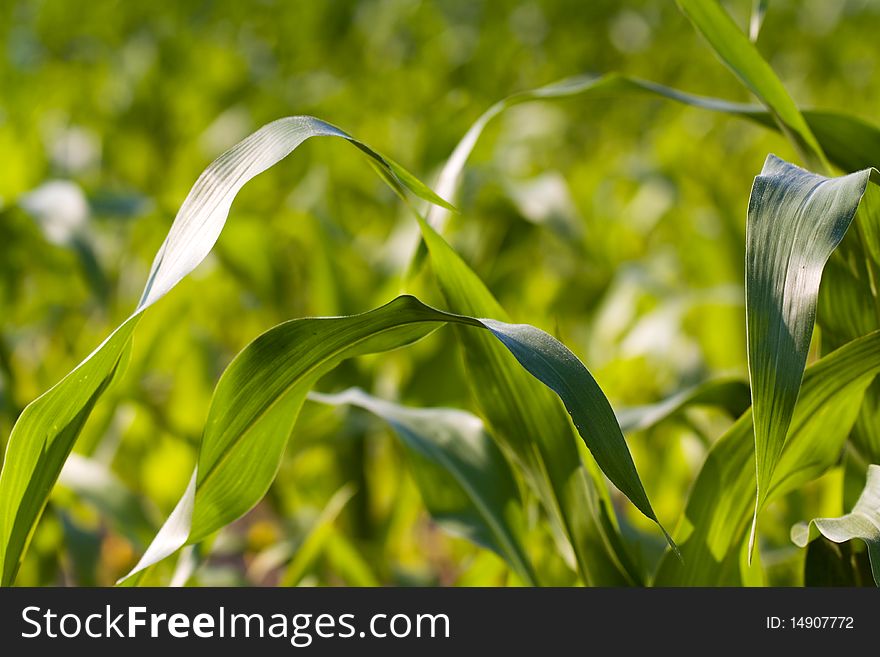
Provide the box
[791,464,880,586]
[122,293,658,581]
[309,388,537,585]
[417,70,880,265]
[415,215,656,585]
[0,116,451,585]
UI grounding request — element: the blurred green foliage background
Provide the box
[1,0,878,585]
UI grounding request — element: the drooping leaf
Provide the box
[0,116,451,585]
[415,215,654,585]
[791,464,880,586]
[309,388,537,585]
[654,331,880,585]
[745,156,878,553]
[122,294,662,581]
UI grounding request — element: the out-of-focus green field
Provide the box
[1,0,878,586]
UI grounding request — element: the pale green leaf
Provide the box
[749,0,768,42]
[792,464,880,586]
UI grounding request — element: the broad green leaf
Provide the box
[415,215,658,585]
[122,294,660,581]
[654,331,880,585]
[309,388,537,585]
[676,0,830,170]
[791,464,880,586]
[745,156,878,553]
[0,116,451,585]
[616,377,750,434]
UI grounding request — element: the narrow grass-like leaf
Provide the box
[0,116,450,585]
[616,377,750,434]
[280,484,356,587]
[122,294,658,581]
[309,388,537,585]
[654,331,880,585]
[676,0,830,170]
[746,156,878,554]
[791,464,880,586]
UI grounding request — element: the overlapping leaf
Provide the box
[122,294,659,581]
[0,116,451,585]
[416,70,880,256]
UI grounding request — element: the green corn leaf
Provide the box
[415,215,660,585]
[792,464,880,586]
[0,116,451,586]
[309,388,537,585]
[654,330,880,586]
[676,0,830,171]
[121,293,662,581]
[616,377,750,434]
[745,156,879,555]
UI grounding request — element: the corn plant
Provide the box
[1,0,879,587]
